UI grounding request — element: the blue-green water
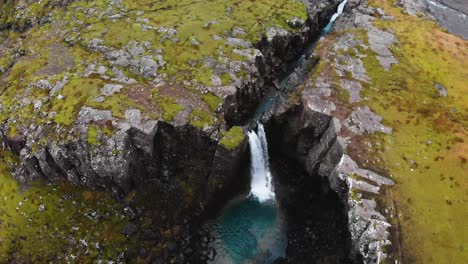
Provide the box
[209,196,286,264]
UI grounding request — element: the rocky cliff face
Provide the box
[266,94,394,263]
[0,0,355,262]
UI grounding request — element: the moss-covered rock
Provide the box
[219,126,245,150]
[308,0,468,262]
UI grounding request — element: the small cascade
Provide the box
[323,0,349,34]
[248,124,275,202]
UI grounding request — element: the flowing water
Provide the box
[323,0,349,34]
[252,0,350,125]
[208,4,351,262]
[209,124,286,264]
[247,124,275,202]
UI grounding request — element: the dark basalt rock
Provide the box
[266,101,356,263]
[223,0,342,126]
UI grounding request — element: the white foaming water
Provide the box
[323,0,349,33]
[330,0,348,23]
[248,124,275,202]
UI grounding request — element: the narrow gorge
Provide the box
[0,0,466,263]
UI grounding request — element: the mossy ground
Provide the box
[0,149,128,262]
[317,1,467,262]
[0,0,307,144]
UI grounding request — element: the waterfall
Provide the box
[323,0,349,34]
[248,124,275,202]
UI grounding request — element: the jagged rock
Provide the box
[367,27,398,70]
[345,106,392,134]
[77,107,113,124]
[225,38,252,48]
[101,84,123,96]
[396,0,428,16]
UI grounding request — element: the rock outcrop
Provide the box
[0,0,350,262]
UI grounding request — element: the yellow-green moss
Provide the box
[220,72,232,86]
[0,150,128,262]
[202,93,222,112]
[190,109,215,129]
[156,96,183,121]
[65,0,308,84]
[87,125,100,146]
[52,78,104,126]
[219,126,245,150]
[322,1,468,262]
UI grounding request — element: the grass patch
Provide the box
[0,150,128,262]
[332,1,468,262]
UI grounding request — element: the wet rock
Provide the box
[123,206,137,219]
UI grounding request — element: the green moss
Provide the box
[102,126,115,137]
[194,66,214,87]
[349,188,362,201]
[64,0,307,85]
[52,78,104,126]
[331,82,351,103]
[190,109,215,129]
[220,72,232,86]
[156,96,183,121]
[202,93,222,112]
[219,126,245,150]
[87,125,100,146]
[0,150,128,262]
